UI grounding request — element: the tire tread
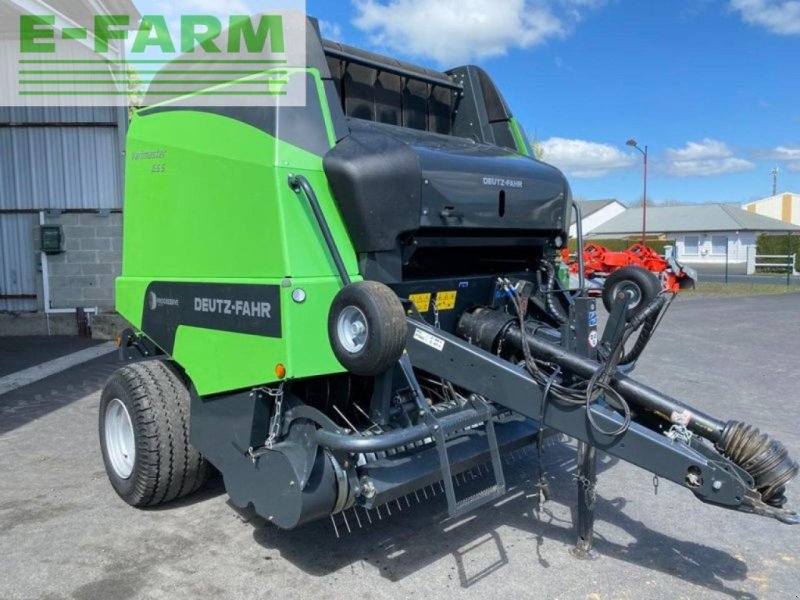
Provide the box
[100,360,209,508]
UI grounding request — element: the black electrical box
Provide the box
[40,225,64,255]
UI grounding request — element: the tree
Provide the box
[126,64,144,118]
[529,131,545,160]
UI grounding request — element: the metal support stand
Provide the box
[570,441,598,559]
[568,295,599,559]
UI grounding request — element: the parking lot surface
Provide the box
[1,293,799,599]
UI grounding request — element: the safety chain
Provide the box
[264,383,285,449]
[575,474,597,510]
[666,423,693,445]
[432,298,441,329]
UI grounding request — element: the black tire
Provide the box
[99,360,209,507]
[328,281,407,376]
[602,266,662,319]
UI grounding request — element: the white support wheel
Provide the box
[328,281,407,376]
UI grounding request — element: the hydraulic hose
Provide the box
[539,262,568,325]
[459,307,798,506]
[314,404,498,453]
[493,316,728,442]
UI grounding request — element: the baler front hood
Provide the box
[324,119,569,253]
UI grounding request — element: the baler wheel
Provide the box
[328,281,407,376]
[602,266,662,319]
[99,360,210,507]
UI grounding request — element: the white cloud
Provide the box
[664,138,755,177]
[319,20,343,40]
[769,145,800,160]
[540,137,637,178]
[352,0,604,65]
[730,0,800,35]
[787,163,800,172]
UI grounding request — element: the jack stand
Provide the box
[570,440,598,560]
[564,295,600,559]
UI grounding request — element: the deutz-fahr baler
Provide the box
[100,18,798,556]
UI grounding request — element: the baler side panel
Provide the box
[118,70,360,395]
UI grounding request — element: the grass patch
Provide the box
[684,281,800,297]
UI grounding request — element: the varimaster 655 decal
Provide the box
[142,282,282,354]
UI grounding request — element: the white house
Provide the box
[742,192,800,227]
[588,203,800,266]
[569,199,627,237]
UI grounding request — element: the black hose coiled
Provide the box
[540,263,568,325]
[716,421,799,507]
[619,294,669,365]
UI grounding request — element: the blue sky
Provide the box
[133,0,800,205]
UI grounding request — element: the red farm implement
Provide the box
[563,243,698,314]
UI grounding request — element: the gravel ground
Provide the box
[1,293,799,600]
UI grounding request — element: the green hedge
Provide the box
[756,233,800,270]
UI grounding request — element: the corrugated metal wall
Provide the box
[0,126,122,210]
[0,106,120,125]
[0,106,126,311]
[0,214,38,311]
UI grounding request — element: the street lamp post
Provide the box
[627,139,648,246]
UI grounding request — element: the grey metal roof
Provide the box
[569,199,623,224]
[580,199,621,216]
[590,203,800,235]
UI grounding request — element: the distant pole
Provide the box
[772,167,780,196]
[788,232,792,288]
[725,237,729,284]
[643,146,648,246]
[626,139,648,246]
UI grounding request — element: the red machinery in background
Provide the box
[563,242,698,314]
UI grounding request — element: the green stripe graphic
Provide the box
[19,59,288,65]
[19,91,288,96]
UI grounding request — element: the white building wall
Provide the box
[675,231,755,263]
[570,202,626,237]
[742,193,800,226]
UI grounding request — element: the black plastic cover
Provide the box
[324,119,569,253]
[323,120,423,252]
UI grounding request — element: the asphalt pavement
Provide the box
[1,293,799,599]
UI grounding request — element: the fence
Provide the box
[748,253,797,275]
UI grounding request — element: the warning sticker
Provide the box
[413,328,446,351]
[409,293,432,313]
[588,331,599,348]
[435,290,457,311]
[670,410,693,426]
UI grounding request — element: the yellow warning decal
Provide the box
[409,293,432,313]
[435,290,457,311]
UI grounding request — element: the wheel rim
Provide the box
[614,281,643,309]
[105,398,135,479]
[337,306,368,353]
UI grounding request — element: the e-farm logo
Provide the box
[4,3,307,107]
[20,14,287,56]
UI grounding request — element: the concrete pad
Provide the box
[0,336,101,378]
[0,295,799,599]
[0,341,117,396]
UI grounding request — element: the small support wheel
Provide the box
[99,360,210,507]
[602,266,661,319]
[328,281,407,376]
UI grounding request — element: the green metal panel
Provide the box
[509,118,533,158]
[117,70,359,395]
